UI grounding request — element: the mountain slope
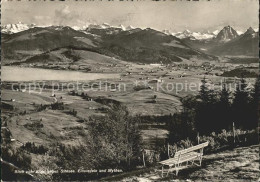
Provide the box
[215,25,238,42]
[2,26,99,60]
[208,27,259,56]
[2,25,216,64]
[182,26,258,57]
[98,28,216,63]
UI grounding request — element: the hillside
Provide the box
[105,145,259,181]
[2,25,216,65]
[99,28,216,64]
[2,26,99,61]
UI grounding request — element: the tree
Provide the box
[87,105,142,169]
[199,76,210,103]
[215,83,232,130]
[231,77,250,129]
[196,78,218,134]
[247,78,259,129]
[168,96,196,144]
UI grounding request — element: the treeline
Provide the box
[167,76,259,144]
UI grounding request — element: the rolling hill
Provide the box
[2,25,216,65]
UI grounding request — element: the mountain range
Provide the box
[1,23,258,65]
[183,26,259,56]
[1,22,251,40]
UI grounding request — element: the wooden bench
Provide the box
[159,141,209,176]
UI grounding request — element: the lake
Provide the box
[2,66,120,81]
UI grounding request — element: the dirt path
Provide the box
[121,145,259,181]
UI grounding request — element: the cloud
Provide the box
[54,5,79,26]
[110,13,134,25]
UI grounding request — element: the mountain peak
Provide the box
[183,29,191,34]
[216,25,238,42]
[244,27,255,34]
[1,22,36,34]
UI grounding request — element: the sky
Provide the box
[1,0,259,32]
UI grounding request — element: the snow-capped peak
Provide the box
[162,29,172,35]
[118,24,126,31]
[87,23,111,30]
[172,29,216,40]
[101,23,111,29]
[213,30,220,35]
[2,22,36,34]
[72,26,82,31]
[125,25,135,31]
[183,29,191,34]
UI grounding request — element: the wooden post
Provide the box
[233,122,236,144]
[197,132,200,144]
[167,143,170,158]
[142,150,146,167]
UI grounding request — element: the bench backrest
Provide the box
[174,142,209,157]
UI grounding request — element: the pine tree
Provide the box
[199,77,209,103]
[232,77,250,129]
[216,83,232,130]
[196,77,218,134]
[248,78,259,129]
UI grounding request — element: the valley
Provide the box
[1,22,259,181]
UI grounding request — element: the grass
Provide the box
[221,68,258,78]
[103,144,259,181]
[1,56,258,181]
[226,57,259,64]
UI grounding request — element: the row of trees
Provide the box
[168,77,259,144]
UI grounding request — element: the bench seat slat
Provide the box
[159,152,200,166]
[175,142,209,156]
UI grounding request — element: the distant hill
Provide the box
[98,28,216,63]
[2,25,216,64]
[2,26,99,61]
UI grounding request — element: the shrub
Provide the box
[2,145,32,169]
[21,142,48,154]
[51,102,64,110]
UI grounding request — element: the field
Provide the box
[1,54,258,180]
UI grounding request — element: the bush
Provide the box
[51,102,64,110]
[2,145,32,169]
[21,142,48,154]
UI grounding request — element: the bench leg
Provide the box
[166,167,170,177]
[176,169,179,176]
[191,159,195,165]
[161,166,164,177]
[199,156,203,166]
[175,163,179,176]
